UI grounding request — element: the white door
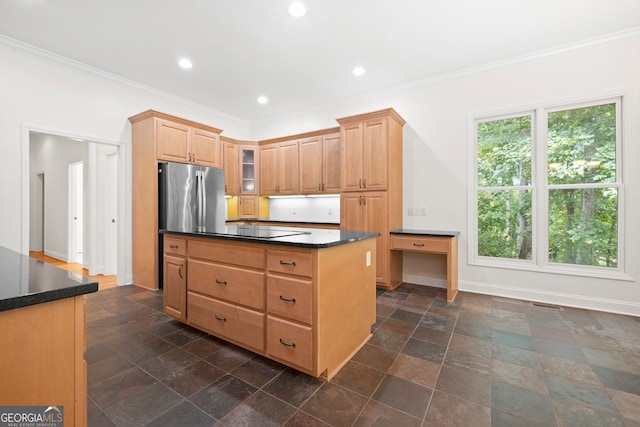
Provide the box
[105,150,118,275]
[68,161,84,264]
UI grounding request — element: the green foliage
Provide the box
[477,103,618,268]
[477,116,532,187]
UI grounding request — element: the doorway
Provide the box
[27,130,123,286]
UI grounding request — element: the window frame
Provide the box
[468,95,628,280]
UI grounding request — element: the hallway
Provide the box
[29,251,117,290]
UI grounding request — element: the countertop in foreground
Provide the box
[162,225,379,248]
[0,246,98,312]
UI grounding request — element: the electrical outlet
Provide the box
[328,208,332,215]
[420,208,426,216]
[408,208,414,216]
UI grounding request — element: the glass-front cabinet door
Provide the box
[240,146,258,194]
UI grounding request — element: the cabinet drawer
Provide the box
[267,275,312,324]
[188,259,264,310]
[266,316,313,371]
[189,239,265,269]
[164,236,187,256]
[188,292,264,352]
[390,235,449,253]
[266,249,313,277]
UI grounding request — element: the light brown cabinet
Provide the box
[156,118,222,167]
[341,192,390,284]
[187,238,266,352]
[299,132,341,194]
[163,236,187,321]
[337,109,405,289]
[238,195,259,218]
[340,117,389,192]
[222,139,238,195]
[0,296,88,426]
[260,140,299,195]
[165,234,376,379]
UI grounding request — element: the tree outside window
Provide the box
[474,99,620,271]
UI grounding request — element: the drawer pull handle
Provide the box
[169,244,179,249]
[413,243,425,247]
[279,338,296,348]
[214,314,227,322]
[178,264,184,279]
[215,279,227,285]
[279,260,296,266]
[279,295,296,303]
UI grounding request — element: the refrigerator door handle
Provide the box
[199,170,206,230]
[195,170,202,231]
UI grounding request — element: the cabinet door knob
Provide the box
[279,295,296,303]
[279,260,296,266]
[363,178,366,188]
[215,279,227,285]
[214,314,227,322]
[178,264,184,279]
[413,243,425,247]
[170,244,179,249]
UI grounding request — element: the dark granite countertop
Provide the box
[162,225,378,248]
[0,246,98,312]
[391,229,459,237]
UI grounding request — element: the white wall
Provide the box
[251,38,640,315]
[0,43,251,286]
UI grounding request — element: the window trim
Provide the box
[468,95,630,281]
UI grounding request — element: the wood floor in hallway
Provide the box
[29,251,118,290]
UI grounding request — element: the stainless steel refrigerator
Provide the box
[158,162,225,234]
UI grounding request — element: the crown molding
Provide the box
[400,26,640,92]
[0,34,248,126]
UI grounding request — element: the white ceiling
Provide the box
[2,0,640,123]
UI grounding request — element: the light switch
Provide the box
[366,251,371,267]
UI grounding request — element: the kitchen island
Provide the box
[161,225,378,380]
[0,246,98,427]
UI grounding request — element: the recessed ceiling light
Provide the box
[178,58,193,69]
[288,2,306,17]
[257,96,269,104]
[353,67,365,76]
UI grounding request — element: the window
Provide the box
[471,97,623,276]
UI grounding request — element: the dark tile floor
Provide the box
[85,284,640,427]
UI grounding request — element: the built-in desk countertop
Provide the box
[390,229,459,302]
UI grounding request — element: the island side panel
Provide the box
[0,296,81,425]
[316,238,377,379]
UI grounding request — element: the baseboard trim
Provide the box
[460,280,640,317]
[44,249,68,263]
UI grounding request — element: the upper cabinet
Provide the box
[222,138,238,195]
[260,140,299,195]
[299,132,340,194]
[240,144,259,195]
[156,118,222,168]
[338,111,404,192]
[222,138,259,196]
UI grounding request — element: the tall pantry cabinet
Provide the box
[129,110,222,290]
[337,108,405,289]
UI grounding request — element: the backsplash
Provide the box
[268,195,340,223]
